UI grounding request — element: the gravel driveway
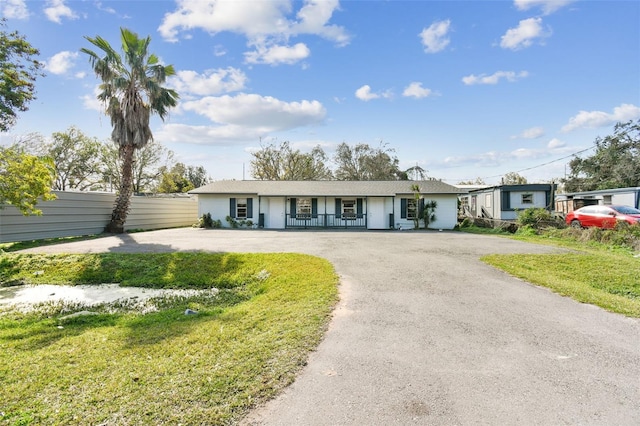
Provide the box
[23,228,640,425]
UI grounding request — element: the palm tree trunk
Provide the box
[105,144,135,233]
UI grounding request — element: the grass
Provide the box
[0,252,339,425]
[468,225,640,317]
[0,235,104,253]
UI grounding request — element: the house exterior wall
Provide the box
[555,187,640,214]
[0,191,198,243]
[198,194,258,227]
[461,184,554,221]
[393,194,458,229]
[197,193,459,230]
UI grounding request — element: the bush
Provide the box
[459,217,473,228]
[194,213,221,229]
[517,208,564,230]
[542,223,640,252]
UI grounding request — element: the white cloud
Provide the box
[511,126,544,139]
[156,123,263,146]
[290,0,350,46]
[44,0,78,23]
[1,0,29,19]
[45,51,78,75]
[94,1,116,14]
[514,0,575,15]
[245,42,310,65]
[419,19,451,53]
[462,70,529,85]
[500,17,549,50]
[547,138,566,149]
[158,0,349,48]
[355,85,392,101]
[402,82,433,99]
[355,85,379,101]
[440,146,551,168]
[182,93,326,131]
[81,85,103,112]
[214,45,227,57]
[561,104,640,132]
[170,68,247,96]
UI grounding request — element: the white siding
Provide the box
[427,195,458,230]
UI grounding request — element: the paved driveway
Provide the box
[24,228,640,425]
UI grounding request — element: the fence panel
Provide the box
[0,191,198,243]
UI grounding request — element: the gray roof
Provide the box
[190,180,465,197]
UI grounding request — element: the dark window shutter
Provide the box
[501,191,510,210]
[290,198,297,219]
[419,198,425,218]
[230,198,236,217]
[247,198,253,218]
[356,198,363,218]
[401,198,407,219]
[312,198,318,218]
[335,198,341,217]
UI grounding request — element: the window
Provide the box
[485,194,491,208]
[603,195,612,205]
[406,198,417,220]
[342,199,356,219]
[297,198,311,218]
[521,194,533,204]
[236,198,247,218]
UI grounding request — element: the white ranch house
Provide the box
[190,180,462,230]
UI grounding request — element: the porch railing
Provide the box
[286,213,366,229]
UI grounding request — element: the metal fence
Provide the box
[0,191,199,243]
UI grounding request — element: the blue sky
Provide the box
[1,0,639,185]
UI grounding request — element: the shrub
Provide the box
[459,217,473,228]
[195,213,213,228]
[194,213,222,229]
[517,208,564,230]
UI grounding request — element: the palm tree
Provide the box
[81,28,178,233]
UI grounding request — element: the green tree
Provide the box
[563,120,640,192]
[422,200,438,229]
[157,162,194,193]
[457,177,486,185]
[250,141,332,180]
[100,139,175,193]
[334,142,404,180]
[82,28,178,233]
[406,164,428,181]
[157,163,211,194]
[0,19,44,132]
[0,145,56,215]
[502,172,528,185]
[410,183,421,229]
[186,165,211,189]
[19,127,102,191]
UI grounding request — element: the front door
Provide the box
[367,197,386,229]
[267,198,285,229]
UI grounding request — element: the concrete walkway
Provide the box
[23,228,640,425]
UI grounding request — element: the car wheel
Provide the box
[570,220,582,229]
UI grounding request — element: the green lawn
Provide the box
[481,235,640,317]
[0,252,339,425]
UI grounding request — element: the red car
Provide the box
[565,205,640,229]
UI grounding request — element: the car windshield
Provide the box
[612,206,640,215]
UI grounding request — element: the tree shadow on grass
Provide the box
[1,233,254,350]
[0,313,119,351]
